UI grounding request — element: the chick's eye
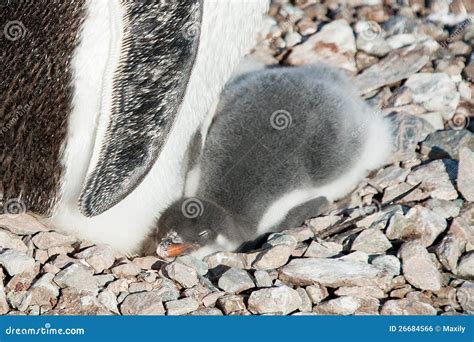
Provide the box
[198,230,209,237]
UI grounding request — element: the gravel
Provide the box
[0,0,472,316]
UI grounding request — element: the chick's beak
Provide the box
[166,242,198,257]
[157,240,199,259]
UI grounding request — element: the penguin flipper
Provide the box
[79,1,203,217]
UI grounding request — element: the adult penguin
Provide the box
[0,0,269,254]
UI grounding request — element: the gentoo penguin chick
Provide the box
[156,64,393,259]
[0,1,268,254]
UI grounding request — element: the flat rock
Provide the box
[287,20,357,72]
[217,294,246,315]
[356,296,381,315]
[0,250,35,276]
[356,51,378,71]
[369,165,410,190]
[165,297,199,316]
[49,288,109,315]
[253,244,294,270]
[176,255,208,276]
[308,215,341,234]
[424,199,463,219]
[153,278,181,302]
[399,241,442,291]
[189,308,223,316]
[0,229,28,252]
[420,129,472,160]
[406,159,458,200]
[0,215,48,235]
[371,255,401,276]
[28,273,59,308]
[381,298,437,315]
[449,217,474,252]
[456,281,474,311]
[436,234,464,272]
[121,292,165,315]
[458,147,474,201]
[53,263,98,292]
[204,251,258,270]
[202,292,225,308]
[31,232,76,250]
[386,33,419,49]
[76,246,117,274]
[132,256,160,270]
[404,73,460,119]
[103,278,129,296]
[165,262,199,289]
[218,268,255,294]
[6,290,31,311]
[386,206,447,247]
[355,41,438,94]
[97,289,119,314]
[248,286,301,315]
[356,31,391,57]
[305,284,329,304]
[279,257,388,288]
[351,228,392,253]
[111,262,141,278]
[338,251,370,264]
[457,253,474,278]
[128,282,153,293]
[304,239,343,258]
[280,227,314,242]
[314,296,361,315]
[254,270,273,288]
[7,269,39,292]
[335,285,385,299]
[297,287,312,312]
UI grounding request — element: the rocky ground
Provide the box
[1,0,474,316]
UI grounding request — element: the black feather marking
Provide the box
[79,0,203,217]
[0,0,87,216]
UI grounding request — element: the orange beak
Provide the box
[164,243,198,258]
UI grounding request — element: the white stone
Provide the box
[404,73,460,120]
[248,286,302,315]
[399,241,442,291]
[0,250,35,276]
[288,20,357,72]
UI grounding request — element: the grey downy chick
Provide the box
[156,63,393,259]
